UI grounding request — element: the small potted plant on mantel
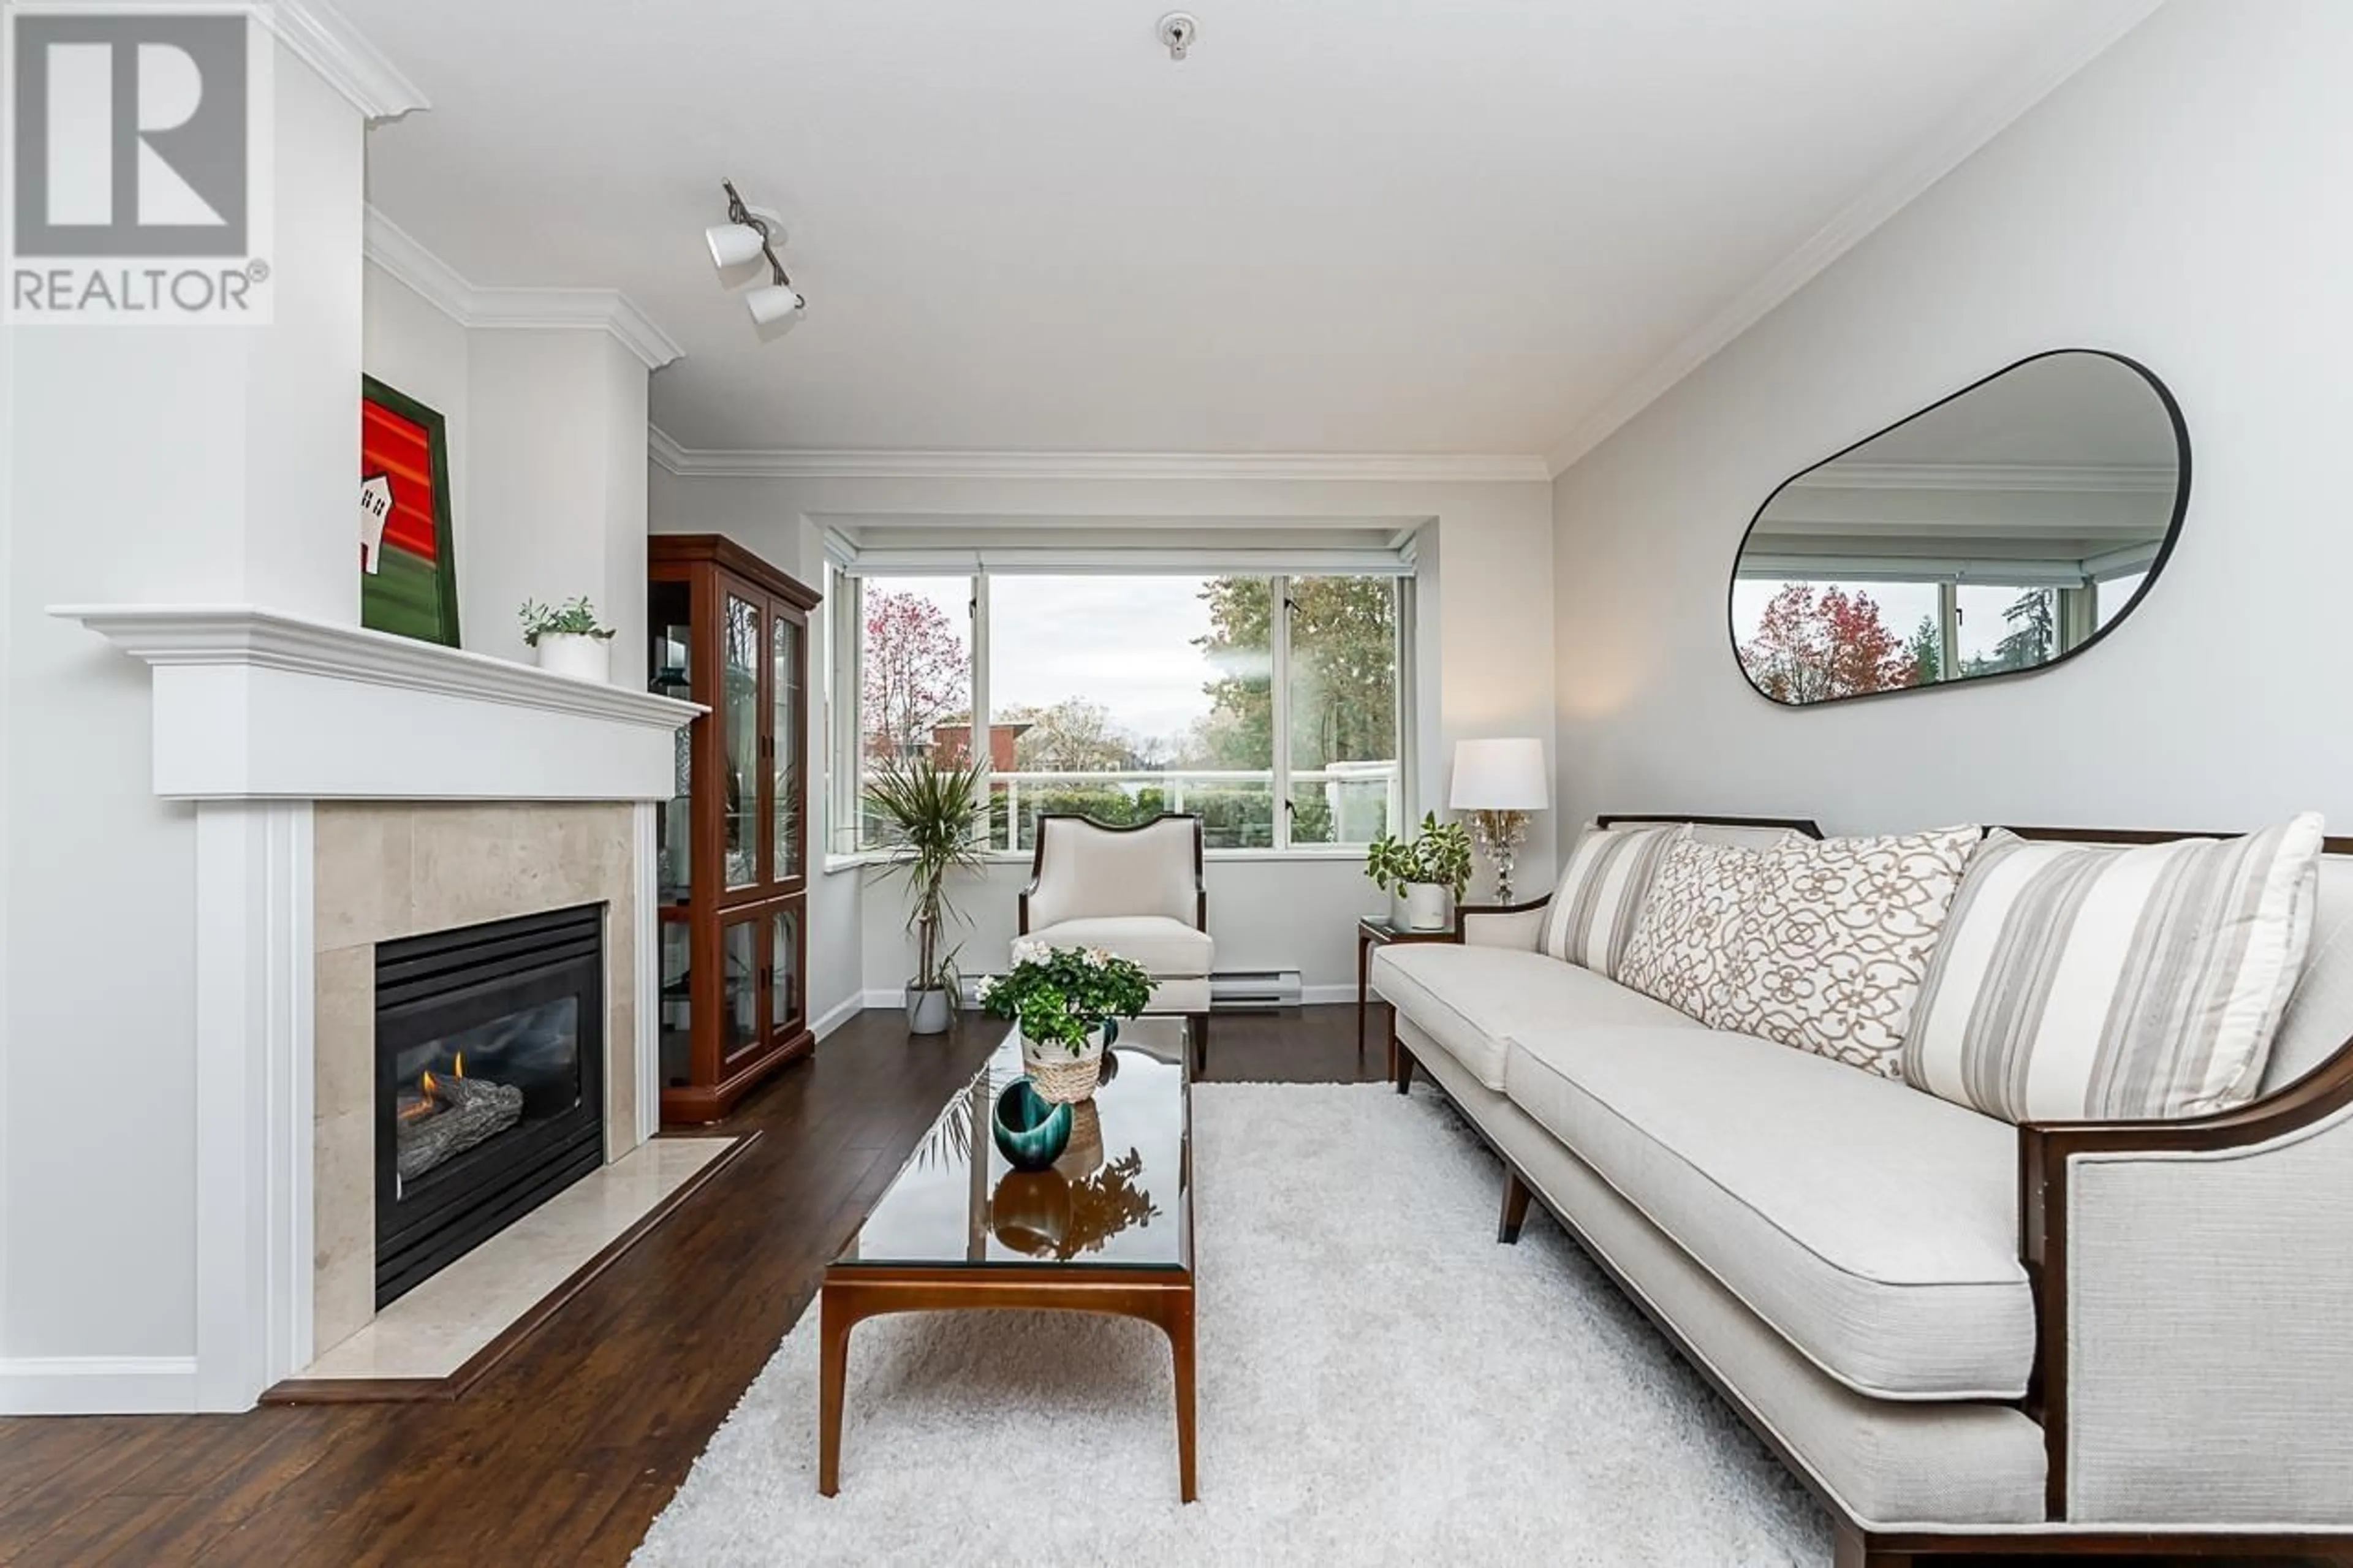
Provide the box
[1365,811,1473,932]
[518,596,618,684]
[866,756,988,1034]
[979,942,1154,1104]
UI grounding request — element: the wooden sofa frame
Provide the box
[1388,812,2353,1567]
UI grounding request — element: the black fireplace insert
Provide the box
[374,904,607,1308]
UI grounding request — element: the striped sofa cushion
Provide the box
[1902,816,2326,1123]
[1539,823,1685,977]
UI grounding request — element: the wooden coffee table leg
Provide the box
[817,1282,853,1496]
[1162,1285,1198,1503]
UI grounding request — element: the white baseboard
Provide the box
[1297,985,1355,1006]
[811,991,866,1040]
[0,1355,203,1415]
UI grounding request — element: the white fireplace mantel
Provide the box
[52,604,701,801]
[36,604,695,1412]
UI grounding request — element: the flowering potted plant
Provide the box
[979,941,1153,1104]
[518,596,618,684]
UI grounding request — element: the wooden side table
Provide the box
[1357,917,1457,1074]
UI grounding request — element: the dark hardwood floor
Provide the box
[0,1004,2323,1567]
[0,1007,1382,1567]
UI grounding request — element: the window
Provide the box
[1953,583,2059,675]
[835,572,1406,855]
[855,576,972,848]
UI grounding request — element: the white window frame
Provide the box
[828,566,1412,865]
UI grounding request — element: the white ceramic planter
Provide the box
[533,632,612,684]
[1398,881,1450,932]
[905,983,954,1036]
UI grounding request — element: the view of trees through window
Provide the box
[854,574,1400,852]
[1731,574,2145,703]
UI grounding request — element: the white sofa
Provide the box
[1373,816,2353,1567]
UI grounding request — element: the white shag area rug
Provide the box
[635,1083,1832,1566]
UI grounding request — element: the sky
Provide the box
[868,575,1229,746]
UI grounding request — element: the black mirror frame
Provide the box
[1727,347,2191,710]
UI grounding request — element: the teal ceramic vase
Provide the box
[992,1077,1073,1172]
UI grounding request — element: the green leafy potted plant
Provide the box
[518,596,618,684]
[979,941,1153,1104]
[1365,811,1473,932]
[865,756,988,1034]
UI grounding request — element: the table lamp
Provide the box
[1449,738,1549,904]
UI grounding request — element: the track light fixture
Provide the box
[708,179,805,335]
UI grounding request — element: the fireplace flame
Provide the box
[398,1056,474,1126]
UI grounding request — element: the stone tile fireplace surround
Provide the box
[312,801,641,1355]
[57,605,700,1409]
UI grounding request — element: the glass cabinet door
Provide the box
[771,607,803,885]
[721,589,762,892]
[648,580,695,904]
[770,901,802,1036]
[719,912,762,1064]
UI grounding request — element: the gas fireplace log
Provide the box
[396,1075,526,1181]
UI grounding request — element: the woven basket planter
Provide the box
[1021,1027,1107,1104]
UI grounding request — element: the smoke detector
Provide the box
[1158,12,1198,61]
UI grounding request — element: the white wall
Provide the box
[362,271,651,665]
[2,48,364,1382]
[1553,0,2353,836]
[464,331,649,664]
[649,466,1557,994]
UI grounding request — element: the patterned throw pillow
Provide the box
[1902,815,2326,1123]
[1538,823,1684,977]
[1617,834,1778,1022]
[1713,827,1983,1078]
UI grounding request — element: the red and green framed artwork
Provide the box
[360,374,461,647]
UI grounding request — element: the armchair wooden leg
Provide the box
[1393,1036,1415,1096]
[1498,1171,1531,1244]
[1188,1012,1208,1075]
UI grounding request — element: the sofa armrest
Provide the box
[1455,898,1549,950]
[2019,1043,2353,1526]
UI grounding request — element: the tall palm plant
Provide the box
[866,756,988,1031]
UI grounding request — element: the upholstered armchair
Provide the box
[1018,814,1212,1064]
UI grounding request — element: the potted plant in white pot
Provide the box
[1365,811,1473,932]
[518,597,618,683]
[978,942,1154,1104]
[866,756,987,1034]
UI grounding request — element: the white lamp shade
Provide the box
[705,221,766,270]
[1449,738,1549,812]
[746,284,806,328]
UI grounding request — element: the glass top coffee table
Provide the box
[817,1018,1197,1501]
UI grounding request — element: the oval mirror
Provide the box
[1729,349,2188,706]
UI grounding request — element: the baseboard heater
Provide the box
[962,970,1303,1010]
[1210,969,1302,1011]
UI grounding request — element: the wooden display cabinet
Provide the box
[648,535,820,1124]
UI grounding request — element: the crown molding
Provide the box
[1543,0,2169,479]
[268,0,430,122]
[646,425,691,475]
[363,206,686,371]
[1787,461,2177,494]
[642,432,1548,484]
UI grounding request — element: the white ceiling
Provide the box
[347,0,2158,461]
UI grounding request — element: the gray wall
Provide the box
[1552,0,2353,837]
